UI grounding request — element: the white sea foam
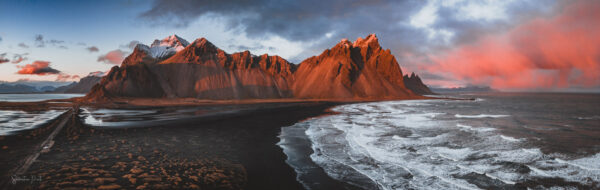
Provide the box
[576,116,600,120]
[456,123,495,132]
[283,100,600,189]
[0,110,64,135]
[500,135,523,142]
[455,114,510,118]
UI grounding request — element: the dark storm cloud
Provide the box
[139,0,549,63]
[139,0,425,41]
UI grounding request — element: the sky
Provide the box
[0,0,598,92]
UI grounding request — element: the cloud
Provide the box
[48,39,65,45]
[34,34,67,48]
[121,40,141,50]
[56,73,80,82]
[227,43,276,52]
[427,1,600,89]
[89,71,106,77]
[17,61,61,75]
[140,0,545,47]
[86,46,99,52]
[11,54,27,64]
[35,34,45,47]
[0,36,2,43]
[0,53,8,64]
[18,43,29,48]
[97,49,126,65]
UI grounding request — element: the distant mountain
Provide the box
[0,84,39,93]
[431,86,496,94]
[54,72,103,93]
[0,81,69,93]
[86,34,420,101]
[8,80,72,89]
[403,72,434,95]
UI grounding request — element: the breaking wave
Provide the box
[281,99,600,189]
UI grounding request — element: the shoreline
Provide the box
[0,100,352,189]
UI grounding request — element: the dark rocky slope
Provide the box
[403,72,434,95]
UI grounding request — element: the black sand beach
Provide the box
[0,101,350,189]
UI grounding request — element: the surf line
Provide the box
[15,106,78,175]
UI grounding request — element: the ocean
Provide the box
[0,93,84,102]
[279,93,600,189]
[0,94,84,135]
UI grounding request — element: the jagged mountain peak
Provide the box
[353,33,379,48]
[151,34,190,51]
[333,34,381,50]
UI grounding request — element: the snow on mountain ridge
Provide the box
[139,34,190,59]
[151,34,189,51]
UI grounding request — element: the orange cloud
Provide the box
[17,61,61,75]
[428,1,600,89]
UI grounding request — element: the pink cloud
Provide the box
[97,50,126,65]
[426,1,600,89]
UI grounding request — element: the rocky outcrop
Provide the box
[292,34,414,99]
[403,72,434,95]
[86,34,420,101]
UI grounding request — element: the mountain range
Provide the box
[53,73,103,93]
[85,34,430,101]
[0,80,70,93]
[0,73,103,94]
[431,86,496,94]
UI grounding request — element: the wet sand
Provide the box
[0,101,350,189]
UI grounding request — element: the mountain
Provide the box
[431,86,496,94]
[145,34,190,59]
[4,80,71,89]
[53,82,77,93]
[293,34,414,98]
[0,84,39,93]
[87,37,295,100]
[0,80,74,93]
[86,34,419,101]
[403,72,434,95]
[54,72,103,93]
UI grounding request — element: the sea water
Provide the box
[279,93,600,189]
